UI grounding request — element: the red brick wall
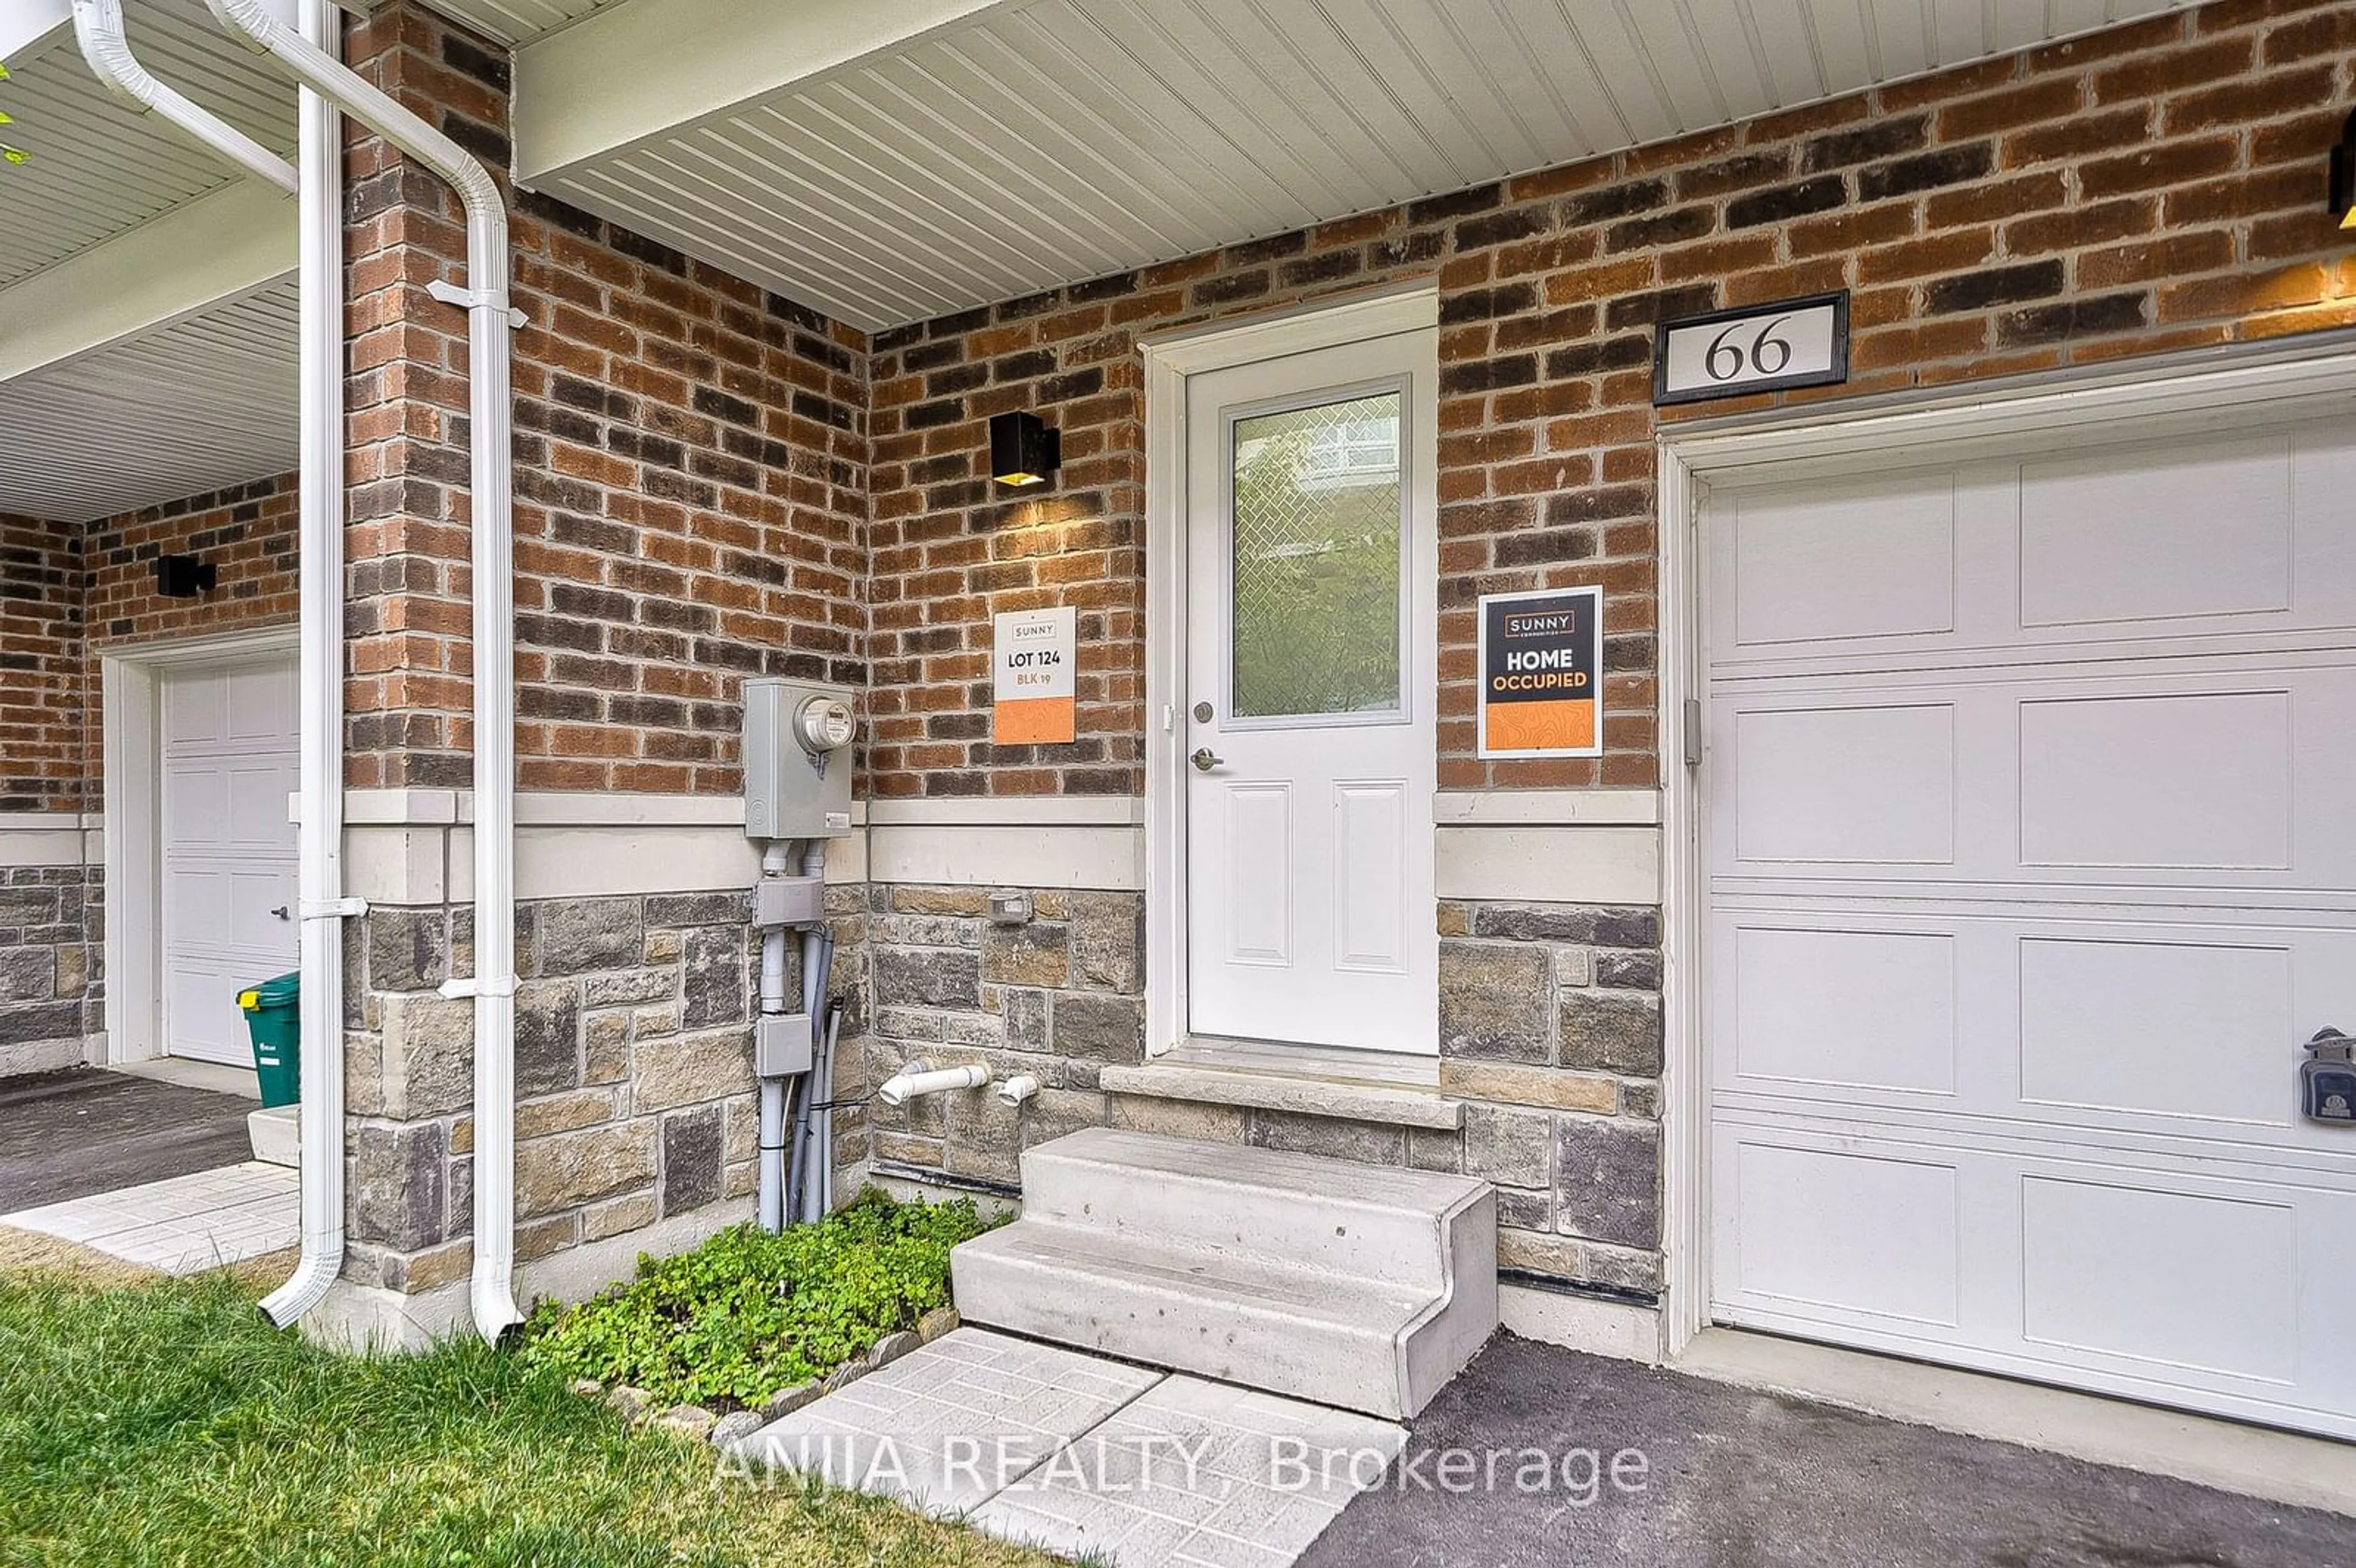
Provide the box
[864,0,2356,799]
[0,514,83,813]
[341,3,868,796]
[0,477,300,814]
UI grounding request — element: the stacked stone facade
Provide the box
[0,864,99,1074]
[861,885,1144,1186]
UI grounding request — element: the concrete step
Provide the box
[1015,1125,1481,1290]
[952,1129,1496,1418]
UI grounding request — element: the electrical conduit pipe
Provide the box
[202,0,526,1342]
[755,841,794,1232]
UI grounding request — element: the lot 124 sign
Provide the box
[1477,586,1602,759]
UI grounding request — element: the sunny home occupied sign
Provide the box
[1477,585,1603,759]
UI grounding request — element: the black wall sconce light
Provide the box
[989,410,1060,488]
[2330,110,2356,229]
[152,553,216,598]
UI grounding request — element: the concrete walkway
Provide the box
[1298,1335,2356,1568]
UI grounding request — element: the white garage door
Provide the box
[161,655,299,1066]
[1703,409,2356,1440]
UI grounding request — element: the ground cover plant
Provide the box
[520,1189,994,1407]
[0,1256,1056,1568]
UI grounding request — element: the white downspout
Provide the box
[203,0,526,1342]
[70,0,296,195]
[68,0,356,1330]
[261,0,355,1331]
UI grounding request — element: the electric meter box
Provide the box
[743,678,858,840]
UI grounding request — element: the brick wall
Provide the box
[864,0,2356,800]
[0,513,83,815]
[341,2,868,796]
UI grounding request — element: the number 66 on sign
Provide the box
[1653,292,1849,407]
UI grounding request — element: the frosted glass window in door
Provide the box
[1228,391,1405,721]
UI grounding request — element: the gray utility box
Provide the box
[743,678,858,840]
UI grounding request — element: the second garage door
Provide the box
[1701,406,2356,1439]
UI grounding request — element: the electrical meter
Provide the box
[795,694,857,755]
[743,678,857,839]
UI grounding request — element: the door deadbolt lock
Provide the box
[1192,701,1214,723]
[1190,748,1223,772]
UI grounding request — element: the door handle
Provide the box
[271,905,290,920]
[1190,748,1224,772]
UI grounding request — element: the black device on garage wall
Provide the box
[151,553,215,598]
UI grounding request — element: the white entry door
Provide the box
[1183,328,1438,1053]
[161,655,299,1066]
[1702,409,2356,1439]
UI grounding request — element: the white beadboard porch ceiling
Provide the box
[508,0,2198,334]
[0,0,297,289]
[0,280,299,524]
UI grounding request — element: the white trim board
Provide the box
[1142,284,1442,1059]
[101,625,301,1067]
[1651,339,2356,1368]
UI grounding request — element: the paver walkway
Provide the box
[732,1328,1406,1568]
[2,1161,298,1274]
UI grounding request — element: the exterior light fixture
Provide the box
[989,410,1060,488]
[152,553,216,598]
[2331,110,2356,229]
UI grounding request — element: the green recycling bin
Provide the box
[237,971,302,1109]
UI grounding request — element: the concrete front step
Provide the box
[1015,1125,1481,1289]
[952,1128,1496,1418]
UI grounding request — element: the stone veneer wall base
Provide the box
[301,1198,753,1353]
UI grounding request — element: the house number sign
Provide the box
[1653,291,1849,406]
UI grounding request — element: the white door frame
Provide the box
[101,623,301,1065]
[1141,282,1441,1058]
[1655,337,2356,1359]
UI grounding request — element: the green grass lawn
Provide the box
[0,1265,1063,1568]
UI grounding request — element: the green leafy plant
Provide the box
[518,1190,996,1408]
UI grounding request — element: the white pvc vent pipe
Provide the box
[203,0,526,1343]
[876,1061,988,1110]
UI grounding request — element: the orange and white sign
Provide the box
[993,605,1076,744]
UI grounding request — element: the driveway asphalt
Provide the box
[1298,1334,2355,1568]
[0,1067,255,1212]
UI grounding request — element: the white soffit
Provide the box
[0,278,298,523]
[0,0,297,288]
[410,0,622,47]
[513,0,2196,334]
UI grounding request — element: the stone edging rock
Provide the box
[570,1304,963,1448]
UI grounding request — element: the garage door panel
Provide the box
[1713,1118,2356,1435]
[1728,925,1957,1095]
[2018,690,2289,871]
[1722,1139,1961,1327]
[1714,661,2356,896]
[2019,434,2293,630]
[1715,907,2356,1156]
[1728,472,1958,648]
[1730,702,1955,865]
[1709,423,2356,679]
[2018,935,2291,1127]
[2020,1175,2297,1385]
